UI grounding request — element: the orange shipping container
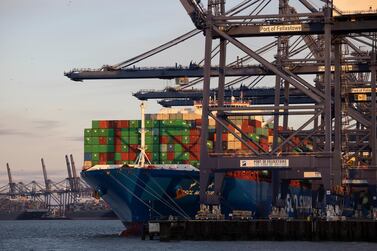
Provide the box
[99,120,109,129]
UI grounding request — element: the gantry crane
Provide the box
[65,0,377,213]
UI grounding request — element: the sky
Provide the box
[0,0,375,185]
[0,0,203,184]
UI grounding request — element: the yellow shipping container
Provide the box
[268,136,274,144]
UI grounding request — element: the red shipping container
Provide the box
[195,144,201,152]
[98,161,107,165]
[115,145,122,152]
[99,120,109,129]
[241,143,248,150]
[259,137,268,144]
[241,142,259,151]
[268,129,273,136]
[146,152,152,161]
[174,136,182,143]
[190,128,200,136]
[129,145,139,153]
[113,120,121,129]
[189,135,197,144]
[194,119,202,126]
[246,126,255,133]
[108,153,114,160]
[120,120,129,128]
[99,153,106,161]
[260,144,269,152]
[99,153,114,161]
[115,136,122,145]
[242,120,249,130]
[115,129,122,137]
[249,119,262,128]
[129,152,137,160]
[189,153,199,160]
[167,152,175,161]
[214,133,228,141]
[160,136,169,144]
[121,153,129,161]
[99,137,107,145]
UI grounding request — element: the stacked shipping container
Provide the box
[83,115,309,167]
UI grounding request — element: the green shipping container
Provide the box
[84,129,92,137]
[182,136,190,144]
[249,133,260,142]
[92,153,100,161]
[121,129,129,137]
[115,153,122,161]
[174,152,189,160]
[153,136,159,144]
[129,120,140,128]
[255,127,268,137]
[121,145,129,152]
[152,152,159,160]
[129,129,139,138]
[153,120,160,128]
[107,137,114,144]
[91,145,100,153]
[148,144,159,152]
[99,145,115,153]
[92,120,100,129]
[129,137,140,145]
[84,137,91,145]
[189,160,199,167]
[119,137,127,144]
[92,129,100,137]
[98,129,114,137]
[160,152,167,160]
[86,137,99,145]
[174,144,183,152]
[84,145,92,153]
[145,120,154,128]
[181,128,190,136]
[145,137,153,145]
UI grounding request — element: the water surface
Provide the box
[0,220,375,251]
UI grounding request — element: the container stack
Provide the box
[83,115,311,168]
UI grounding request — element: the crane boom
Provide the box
[41,158,50,192]
[6,163,16,195]
[69,154,78,191]
[65,155,74,190]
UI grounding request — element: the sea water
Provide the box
[0,220,376,251]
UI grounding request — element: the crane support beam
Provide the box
[65,62,371,81]
[222,17,377,37]
[134,87,312,100]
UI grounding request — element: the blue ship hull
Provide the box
[81,166,313,226]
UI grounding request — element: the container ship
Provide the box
[81,102,314,231]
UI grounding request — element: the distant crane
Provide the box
[6,163,16,196]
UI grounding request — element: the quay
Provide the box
[144,219,377,242]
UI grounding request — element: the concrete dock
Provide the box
[145,219,377,242]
